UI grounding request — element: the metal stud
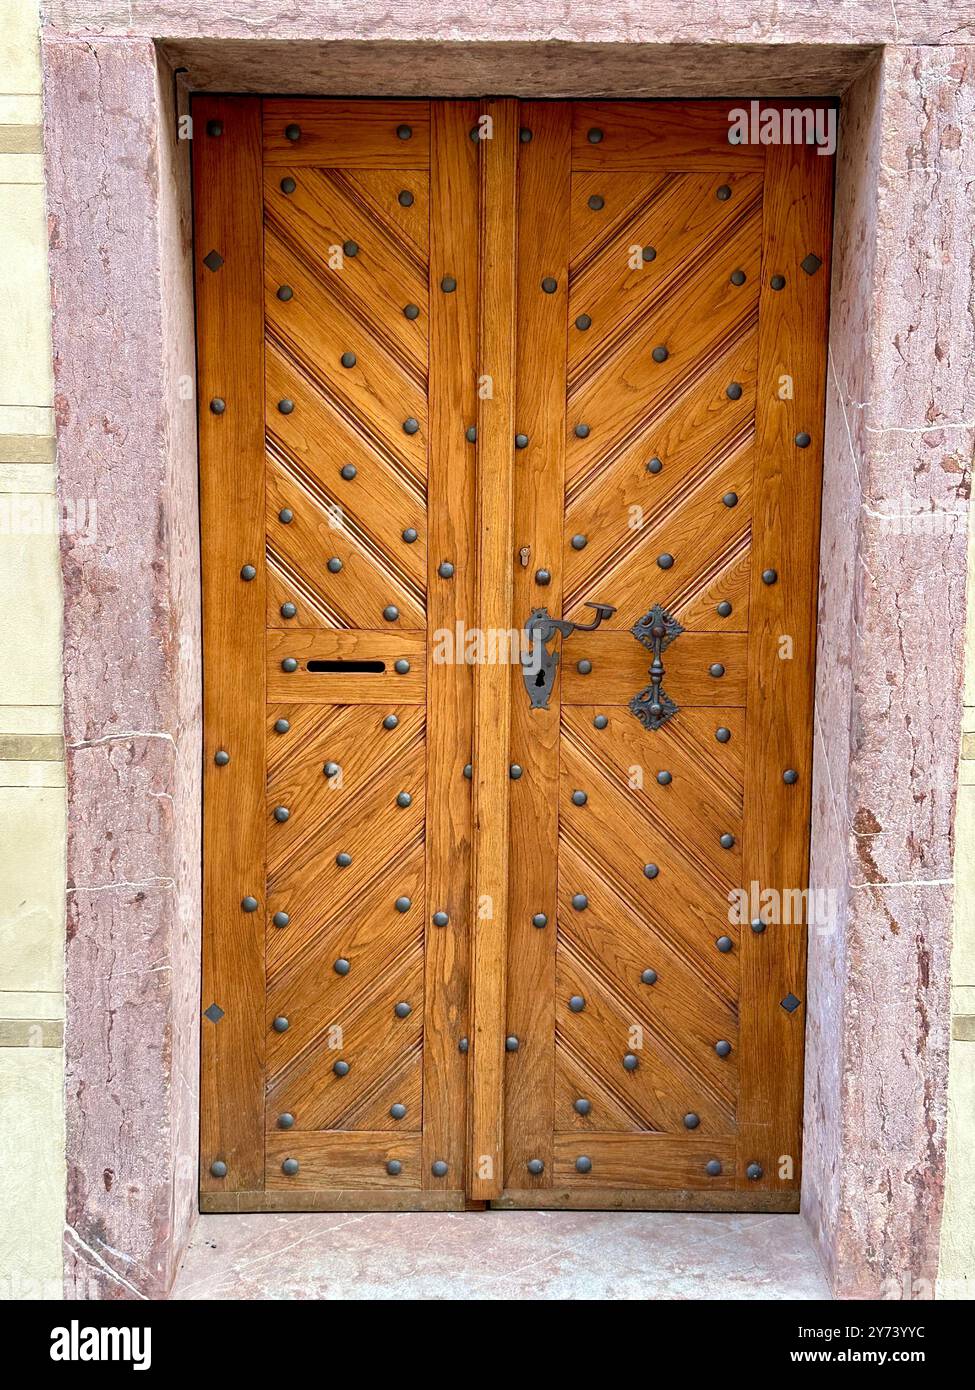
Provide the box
[515,433,529,449]
[209,397,226,415]
[273,1016,289,1033]
[333,958,351,976]
[458,1037,469,1053]
[587,128,603,143]
[751,917,766,934]
[210,1159,227,1178]
[505,1036,520,1052]
[710,663,726,678]
[277,1113,294,1129]
[386,1160,402,1175]
[574,1099,591,1115]
[206,120,223,137]
[652,345,669,363]
[746,1161,763,1180]
[394,1001,412,1018]
[795,432,811,448]
[340,351,357,369]
[527,1158,544,1175]
[395,896,412,913]
[335,852,352,868]
[781,993,801,1013]
[541,276,558,294]
[535,569,551,586]
[716,600,732,617]
[402,527,418,543]
[641,968,658,985]
[571,534,587,550]
[576,314,592,331]
[396,124,412,140]
[240,564,257,581]
[438,561,455,579]
[683,1113,700,1129]
[343,240,359,258]
[463,764,472,780]
[433,910,449,927]
[726,382,743,400]
[762,568,778,585]
[382,715,398,730]
[568,995,586,1013]
[657,553,674,569]
[642,246,657,262]
[715,1040,732,1057]
[532,913,548,929]
[404,303,420,320]
[593,714,608,729]
[587,194,604,211]
[722,492,738,508]
[402,417,419,435]
[431,1160,448,1177]
[574,423,591,438]
[716,184,732,201]
[274,719,290,734]
[396,791,412,807]
[273,911,290,928]
[647,457,663,474]
[571,893,588,910]
[204,1003,224,1023]
[770,274,786,290]
[278,507,294,524]
[577,659,592,675]
[509,764,523,780]
[623,1053,639,1071]
[282,1158,300,1176]
[398,189,414,207]
[706,1159,722,1176]
[333,1059,350,1076]
[285,123,301,141]
[716,935,733,953]
[281,657,298,672]
[383,605,399,622]
[440,275,457,293]
[715,726,731,743]
[643,863,659,879]
[719,832,735,848]
[278,398,294,415]
[277,284,293,301]
[783,768,799,784]
[340,463,357,480]
[203,249,224,272]
[575,1155,592,1173]
[390,1103,407,1120]
[214,750,230,766]
[801,253,822,276]
[323,761,340,778]
[656,770,672,785]
[571,789,588,806]
[273,805,290,822]
[730,269,746,286]
[394,658,411,674]
[241,896,258,913]
[280,177,296,194]
[519,127,533,142]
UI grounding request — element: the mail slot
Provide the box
[307,660,386,673]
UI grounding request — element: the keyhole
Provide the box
[534,670,547,688]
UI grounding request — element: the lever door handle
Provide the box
[521,601,616,709]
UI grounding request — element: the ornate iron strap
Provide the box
[628,604,684,730]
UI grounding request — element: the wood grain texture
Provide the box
[195,96,267,1196]
[571,102,764,171]
[263,99,431,166]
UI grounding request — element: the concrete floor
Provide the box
[170,1210,832,1300]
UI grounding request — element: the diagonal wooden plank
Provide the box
[343,169,430,260]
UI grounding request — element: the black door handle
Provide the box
[522,602,616,709]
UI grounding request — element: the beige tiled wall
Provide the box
[0,0,65,1302]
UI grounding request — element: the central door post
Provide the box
[467,99,519,1200]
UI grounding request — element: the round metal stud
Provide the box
[716,600,732,617]
[394,1001,412,1018]
[722,492,738,508]
[214,750,230,766]
[273,1016,289,1033]
[404,303,420,320]
[770,274,786,290]
[574,423,590,439]
[395,896,412,913]
[386,1160,402,1176]
[532,913,548,929]
[394,658,411,674]
[762,568,778,585]
[396,124,412,140]
[383,605,399,622]
[574,1099,591,1115]
[683,1113,701,1129]
[438,561,455,579]
[431,1160,448,1177]
[335,852,352,868]
[643,863,659,879]
[571,789,588,806]
[587,194,604,211]
[715,1040,732,1057]
[323,761,341,778]
[641,968,658,985]
[519,127,533,143]
[463,764,472,780]
[340,463,357,480]
[333,958,351,976]
[647,457,663,474]
[273,912,290,929]
[463,425,477,445]
[390,1103,407,1120]
[623,1053,639,1071]
[458,1037,469,1054]
[278,398,294,414]
[402,417,419,435]
[795,432,811,448]
[541,276,558,294]
[440,275,457,293]
[571,893,588,911]
[273,805,290,822]
[515,433,529,449]
[280,602,297,619]
[382,715,398,730]
[343,240,359,257]
[432,910,449,927]
[333,1059,350,1076]
[209,397,226,415]
[241,896,259,913]
[278,508,294,524]
[535,569,551,586]
[568,995,586,1013]
[593,714,608,729]
[277,284,293,301]
[657,553,674,569]
[396,791,412,807]
[587,128,603,143]
[274,719,290,734]
[398,189,414,207]
[210,1159,227,1177]
[746,1162,763,1180]
[577,659,592,675]
[509,764,523,780]
[750,917,766,934]
[716,935,733,953]
[710,663,726,678]
[575,1156,592,1173]
[527,1158,544,1175]
[282,1158,300,1176]
[726,382,743,400]
[656,770,672,786]
[571,534,587,550]
[783,768,799,784]
[652,345,669,363]
[505,1036,520,1052]
[575,314,592,331]
[280,177,296,194]
[719,832,735,848]
[402,527,418,544]
[716,184,732,201]
[730,269,746,286]
[715,726,731,743]
[706,1159,723,1177]
[340,351,356,369]
[240,564,257,581]
[285,123,301,142]
[642,246,657,262]
[206,120,223,137]
[277,1113,294,1129]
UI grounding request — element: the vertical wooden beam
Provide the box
[503,101,572,1190]
[468,99,519,1200]
[424,101,478,1189]
[739,115,834,1192]
[194,97,267,1194]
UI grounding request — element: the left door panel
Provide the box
[195,97,477,1210]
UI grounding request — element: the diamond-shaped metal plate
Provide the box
[203,249,224,272]
[203,1002,225,1023]
[628,685,679,731]
[780,993,801,1013]
[800,253,822,276]
[630,603,684,653]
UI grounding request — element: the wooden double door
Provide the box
[194,97,833,1211]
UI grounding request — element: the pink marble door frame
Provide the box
[41,8,974,1301]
